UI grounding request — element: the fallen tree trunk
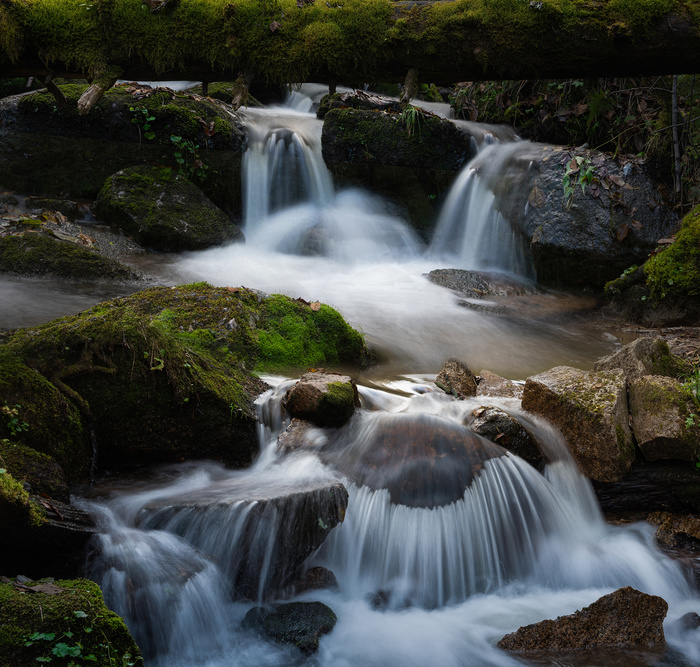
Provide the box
[0,0,699,88]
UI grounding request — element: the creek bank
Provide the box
[0,83,245,217]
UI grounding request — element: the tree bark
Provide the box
[1,0,699,85]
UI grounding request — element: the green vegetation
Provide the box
[0,466,45,528]
[0,579,141,666]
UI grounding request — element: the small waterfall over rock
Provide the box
[430,141,540,279]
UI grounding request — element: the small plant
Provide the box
[170,134,209,182]
[2,402,28,436]
[400,105,424,138]
[563,155,596,208]
[129,107,156,141]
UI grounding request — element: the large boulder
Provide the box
[498,587,667,652]
[0,83,245,216]
[522,366,634,482]
[647,511,700,549]
[94,165,243,251]
[593,337,690,380]
[137,481,349,600]
[243,601,337,654]
[629,374,700,462]
[0,578,141,667]
[283,372,359,427]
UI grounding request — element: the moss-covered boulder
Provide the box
[0,283,369,475]
[629,375,700,462]
[0,83,245,216]
[605,205,700,324]
[0,440,69,502]
[283,371,359,427]
[94,165,243,252]
[522,366,635,482]
[0,232,140,281]
[0,467,45,531]
[0,578,141,667]
[593,337,690,381]
[242,601,337,654]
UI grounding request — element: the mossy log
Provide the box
[0,0,699,91]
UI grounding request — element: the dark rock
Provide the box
[476,370,524,399]
[317,90,402,120]
[593,337,691,381]
[676,612,700,631]
[498,587,668,652]
[521,145,679,289]
[243,601,337,654]
[522,366,634,482]
[288,567,338,596]
[435,357,477,397]
[629,375,700,462]
[466,406,544,470]
[283,372,359,427]
[321,412,506,508]
[647,511,700,549]
[0,441,69,502]
[141,481,348,600]
[277,419,321,454]
[427,268,536,299]
[94,165,243,252]
[25,197,81,221]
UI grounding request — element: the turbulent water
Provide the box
[6,86,700,665]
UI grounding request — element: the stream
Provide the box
[4,85,699,665]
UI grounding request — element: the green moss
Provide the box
[0,468,45,528]
[257,295,370,371]
[645,205,700,303]
[0,439,69,502]
[0,578,141,667]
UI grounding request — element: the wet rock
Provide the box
[676,612,700,631]
[317,90,401,119]
[593,337,691,381]
[25,197,81,221]
[283,372,359,428]
[466,406,544,470]
[94,165,243,252]
[142,482,349,600]
[321,412,506,508]
[288,567,338,596]
[521,145,678,289]
[629,375,700,462]
[277,419,324,454]
[242,601,337,654]
[647,511,700,549]
[427,268,536,298]
[0,232,141,281]
[0,440,69,502]
[522,366,634,482]
[476,370,524,399]
[498,587,668,652]
[435,357,478,398]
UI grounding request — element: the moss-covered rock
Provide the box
[0,83,245,215]
[94,165,243,252]
[629,375,700,462]
[0,439,69,502]
[0,578,141,667]
[593,337,691,381]
[0,467,45,530]
[283,372,359,427]
[522,366,635,482]
[0,232,140,281]
[0,283,370,475]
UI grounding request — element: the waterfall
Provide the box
[430,141,539,279]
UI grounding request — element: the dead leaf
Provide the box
[269,20,281,32]
[589,183,600,198]
[607,174,626,188]
[567,157,579,173]
[617,223,629,241]
[310,301,321,311]
[630,220,643,230]
[77,233,95,246]
[28,583,64,595]
[295,297,310,306]
[528,186,546,208]
[226,286,240,293]
[573,103,588,116]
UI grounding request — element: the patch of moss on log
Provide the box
[0,232,139,281]
[0,578,141,667]
[1,1,698,84]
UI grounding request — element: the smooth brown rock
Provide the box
[522,366,634,482]
[283,372,359,428]
[647,511,700,548]
[593,337,690,381]
[435,358,477,398]
[498,587,668,652]
[476,370,524,399]
[629,375,700,462]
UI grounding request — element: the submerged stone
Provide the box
[321,412,506,508]
[498,587,667,652]
[243,601,337,654]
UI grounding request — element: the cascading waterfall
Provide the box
[85,382,700,667]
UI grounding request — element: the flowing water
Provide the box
[6,88,699,665]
